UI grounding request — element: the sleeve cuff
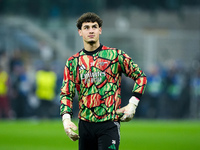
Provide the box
[132,92,142,100]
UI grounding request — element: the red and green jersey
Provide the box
[60,45,147,122]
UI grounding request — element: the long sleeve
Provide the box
[118,50,147,99]
[60,58,76,116]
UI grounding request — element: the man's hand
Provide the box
[62,114,79,141]
[116,96,139,122]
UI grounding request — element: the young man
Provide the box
[60,12,147,150]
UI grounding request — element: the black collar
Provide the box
[83,44,103,55]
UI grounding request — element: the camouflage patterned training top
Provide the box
[60,45,147,122]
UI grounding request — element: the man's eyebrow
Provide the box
[82,23,98,29]
[92,24,98,27]
[83,25,89,27]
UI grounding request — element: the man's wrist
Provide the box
[132,92,142,100]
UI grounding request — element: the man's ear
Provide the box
[78,29,82,36]
[99,27,102,35]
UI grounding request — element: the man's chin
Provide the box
[88,40,96,45]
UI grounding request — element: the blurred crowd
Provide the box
[0,48,64,120]
[0,48,200,120]
[122,60,200,119]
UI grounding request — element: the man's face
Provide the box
[78,22,102,44]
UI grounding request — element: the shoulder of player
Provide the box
[102,45,125,54]
[67,51,82,61]
[102,45,117,50]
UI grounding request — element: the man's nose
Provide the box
[89,28,94,33]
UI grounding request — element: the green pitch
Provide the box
[0,119,199,150]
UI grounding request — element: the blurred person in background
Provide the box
[35,64,57,119]
[191,67,200,118]
[9,51,30,119]
[164,61,186,119]
[145,65,164,118]
[60,12,147,150]
[0,66,12,119]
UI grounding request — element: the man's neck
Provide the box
[84,42,100,52]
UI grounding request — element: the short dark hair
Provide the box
[76,12,103,30]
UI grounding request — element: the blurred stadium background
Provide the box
[0,0,200,149]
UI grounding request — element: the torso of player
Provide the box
[72,45,123,122]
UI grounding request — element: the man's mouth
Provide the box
[88,35,95,38]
